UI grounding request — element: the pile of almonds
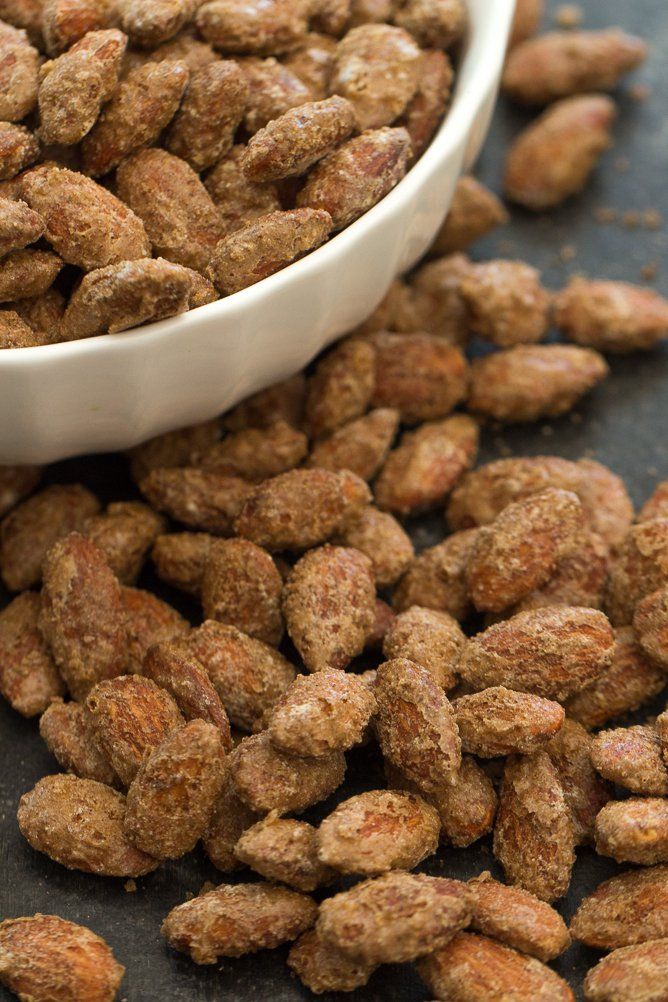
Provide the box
[1,1,668,1001]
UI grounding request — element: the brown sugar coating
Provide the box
[117,0,199,49]
[195,0,309,55]
[196,420,308,481]
[85,675,184,787]
[305,336,376,439]
[184,620,296,731]
[596,798,668,865]
[236,468,370,552]
[0,591,64,717]
[375,657,461,793]
[39,533,128,701]
[459,260,551,347]
[512,530,610,614]
[309,409,400,482]
[504,95,616,211]
[239,56,312,134]
[417,932,575,1002]
[0,308,51,347]
[83,500,165,585]
[297,126,412,229]
[329,24,421,130]
[466,489,583,613]
[242,95,356,182]
[235,813,334,892]
[571,865,668,950]
[0,196,43,257]
[583,939,668,1002]
[283,545,376,673]
[494,751,576,903]
[566,627,666,730]
[201,538,284,646]
[393,528,479,621]
[0,121,39,179]
[375,415,479,517]
[283,32,337,101]
[401,47,453,158]
[334,504,412,586]
[287,927,376,995]
[202,766,258,871]
[151,532,214,594]
[605,518,668,625]
[267,668,376,757]
[0,463,40,517]
[454,687,565,758]
[124,719,226,859]
[161,881,317,964]
[12,286,67,340]
[121,585,190,673]
[633,586,668,667]
[17,773,160,876]
[21,165,151,272]
[222,373,306,432]
[393,0,466,49]
[503,29,647,106]
[41,0,117,55]
[129,418,222,482]
[0,21,40,122]
[637,482,668,523]
[82,59,189,177]
[204,144,281,236]
[591,725,668,796]
[318,871,473,965]
[432,176,508,256]
[229,731,345,814]
[117,148,223,274]
[545,718,610,846]
[383,605,465,690]
[468,872,571,963]
[0,247,62,303]
[206,207,332,294]
[370,332,469,424]
[39,699,119,787]
[140,466,251,534]
[317,789,440,875]
[458,606,615,702]
[555,278,668,354]
[468,345,608,423]
[0,914,125,1002]
[142,641,231,746]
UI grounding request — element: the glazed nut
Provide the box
[129,418,222,482]
[591,725,668,796]
[453,687,565,758]
[234,814,334,892]
[0,463,40,518]
[570,865,668,950]
[554,277,668,354]
[195,0,310,55]
[369,332,469,424]
[0,122,39,179]
[305,336,376,439]
[334,504,412,587]
[83,500,165,585]
[0,592,64,717]
[309,409,400,482]
[604,518,668,626]
[431,176,508,256]
[382,605,465,690]
[392,528,479,621]
[634,585,668,668]
[595,798,668,866]
[39,699,119,787]
[140,466,252,535]
[287,928,376,995]
[401,47,454,158]
[117,0,200,49]
[545,717,610,846]
[41,0,117,55]
[195,420,308,481]
[583,940,668,1002]
[203,768,258,872]
[201,538,284,646]
[459,260,551,347]
[239,56,312,135]
[121,585,190,674]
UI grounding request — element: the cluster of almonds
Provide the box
[0,0,467,347]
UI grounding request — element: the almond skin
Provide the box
[234,814,334,892]
[453,687,565,758]
[545,718,611,846]
[468,873,571,962]
[584,939,668,1002]
[0,914,125,1002]
[570,865,668,950]
[595,798,668,865]
[288,927,376,995]
[0,591,64,717]
[591,725,668,796]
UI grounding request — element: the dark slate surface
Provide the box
[1,1,667,999]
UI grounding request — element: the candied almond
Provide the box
[459,260,551,347]
[317,789,440,875]
[0,197,43,257]
[151,532,214,595]
[309,409,400,482]
[583,940,668,1002]
[0,122,38,180]
[318,871,473,965]
[235,814,334,892]
[297,126,412,230]
[334,505,412,586]
[0,591,64,717]
[205,144,281,236]
[140,466,252,534]
[393,528,479,620]
[545,717,610,845]
[383,605,464,690]
[240,56,312,134]
[591,725,668,796]
[117,0,199,49]
[554,277,668,354]
[17,773,159,876]
[494,751,576,902]
[288,928,376,995]
[468,873,571,962]
[283,544,376,673]
[121,586,190,673]
[571,865,668,950]
[0,21,39,122]
[283,32,337,101]
[39,699,119,787]
[201,538,283,646]
[454,687,565,758]
[0,914,124,1002]
[512,529,610,614]
[596,798,668,865]
[196,0,309,55]
[162,882,317,964]
[267,669,376,758]
[605,518,668,625]
[129,418,221,482]
[203,767,258,872]
[41,0,116,55]
[83,500,164,585]
[305,336,376,439]
[0,463,40,518]
[638,482,668,523]
[229,731,345,814]
[431,176,508,256]
[401,47,453,158]
[509,0,543,47]
[504,94,616,211]
[196,420,308,481]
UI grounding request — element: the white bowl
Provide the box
[0,0,514,465]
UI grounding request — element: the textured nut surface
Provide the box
[195,0,309,54]
[545,718,610,846]
[83,501,165,585]
[309,408,399,481]
[305,337,376,439]
[571,865,668,950]
[85,675,184,788]
[334,504,413,586]
[459,606,615,702]
[39,533,128,701]
[375,657,461,793]
[0,197,43,257]
[202,767,258,872]
[151,533,212,595]
[0,464,40,518]
[584,939,668,1002]
[393,528,479,620]
[595,798,668,865]
[370,332,469,424]
[512,530,610,614]
[591,725,668,796]
[504,94,616,211]
[318,871,473,965]
[634,585,668,668]
[161,882,318,964]
[229,731,345,814]
[129,419,222,482]
[288,928,376,995]
[554,278,668,354]
[454,687,565,758]
[493,751,576,902]
[140,467,251,535]
[121,586,190,674]
[317,789,440,875]
[0,914,124,1002]
[0,22,39,122]
[17,774,159,877]
[196,420,308,481]
[0,592,64,717]
[240,56,312,134]
[206,144,281,235]
[432,175,508,256]
[469,872,571,962]
[466,489,583,613]
[267,669,376,758]
[201,538,283,646]
[124,719,226,859]
[283,545,376,673]
[401,47,453,158]
[0,121,38,179]
[185,620,296,731]
[460,260,550,347]
[418,931,575,1002]
[235,814,333,892]
[605,518,668,625]
[383,605,465,690]
[39,699,119,787]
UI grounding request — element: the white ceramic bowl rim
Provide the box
[2,1,514,367]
